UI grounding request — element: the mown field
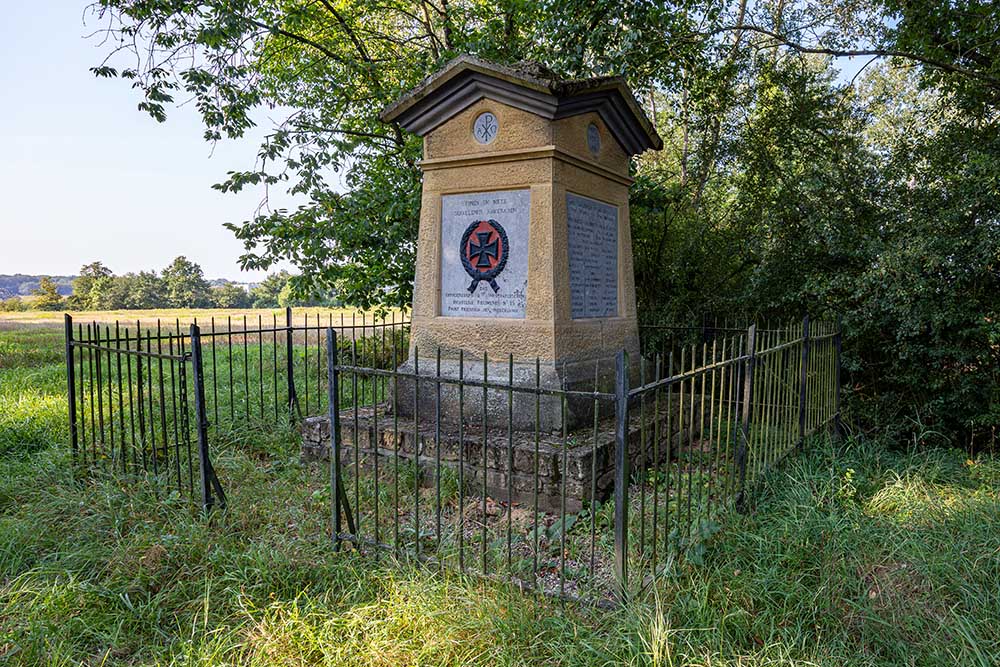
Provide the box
[1,317,999,666]
[0,307,402,331]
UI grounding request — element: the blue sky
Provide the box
[0,1,296,281]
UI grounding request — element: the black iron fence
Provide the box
[66,312,839,605]
[64,309,410,510]
[320,316,841,604]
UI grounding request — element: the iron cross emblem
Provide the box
[460,219,508,293]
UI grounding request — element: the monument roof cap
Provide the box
[381,55,662,156]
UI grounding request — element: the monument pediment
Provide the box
[381,55,662,156]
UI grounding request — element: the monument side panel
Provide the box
[440,189,530,319]
[566,193,618,319]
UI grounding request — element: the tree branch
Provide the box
[705,24,1000,91]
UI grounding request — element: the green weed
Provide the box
[0,325,998,665]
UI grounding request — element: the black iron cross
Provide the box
[469,231,498,268]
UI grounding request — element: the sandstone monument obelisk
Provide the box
[381,56,661,429]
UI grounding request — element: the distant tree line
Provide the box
[0,274,73,300]
[0,258,337,312]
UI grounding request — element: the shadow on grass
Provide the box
[1,326,998,666]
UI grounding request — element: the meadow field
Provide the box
[0,307,402,331]
[1,313,999,666]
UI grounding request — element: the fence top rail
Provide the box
[68,320,412,344]
[333,362,617,402]
[69,339,190,362]
[640,324,800,333]
[628,352,750,397]
[754,337,803,358]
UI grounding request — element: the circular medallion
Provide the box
[473,112,499,145]
[587,123,601,155]
[460,219,508,293]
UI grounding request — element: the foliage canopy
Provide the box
[88,0,999,446]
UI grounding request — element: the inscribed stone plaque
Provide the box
[441,189,529,318]
[567,193,618,319]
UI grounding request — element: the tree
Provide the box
[91,271,166,310]
[211,282,252,309]
[32,277,64,311]
[0,297,26,312]
[249,271,292,309]
[68,261,113,310]
[161,256,211,308]
[87,0,693,308]
[88,0,1000,446]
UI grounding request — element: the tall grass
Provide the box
[0,324,998,665]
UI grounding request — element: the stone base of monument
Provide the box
[301,403,701,513]
[390,356,634,433]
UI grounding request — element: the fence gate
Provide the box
[64,315,225,511]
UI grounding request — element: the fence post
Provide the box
[64,314,78,464]
[286,306,299,420]
[833,316,843,439]
[613,349,630,604]
[326,327,342,550]
[735,324,757,512]
[190,324,225,512]
[797,315,810,447]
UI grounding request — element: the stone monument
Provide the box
[381,55,662,430]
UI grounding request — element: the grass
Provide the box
[2,320,999,665]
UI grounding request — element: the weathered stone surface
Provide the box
[383,57,657,431]
[302,399,705,512]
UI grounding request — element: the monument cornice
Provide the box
[382,55,662,156]
[418,145,635,187]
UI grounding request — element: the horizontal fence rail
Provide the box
[64,309,410,511]
[66,311,839,605]
[322,316,841,605]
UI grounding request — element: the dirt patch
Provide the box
[141,543,168,572]
[844,560,951,641]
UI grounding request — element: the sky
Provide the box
[0,1,298,281]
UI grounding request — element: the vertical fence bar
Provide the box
[371,327,381,550]
[436,349,443,550]
[169,334,181,493]
[64,315,78,464]
[458,350,466,573]
[242,316,250,421]
[798,315,810,448]
[685,345,695,538]
[123,329,135,473]
[77,323,87,466]
[506,354,514,576]
[590,361,600,576]
[559,381,568,598]
[834,317,843,438]
[735,325,757,511]
[614,349,630,603]
[327,327,342,550]
[638,358,647,556]
[190,324,218,512]
[481,351,488,576]
[663,351,674,558]
[86,324,96,462]
[105,326,117,468]
[94,325,107,463]
[413,347,421,560]
[286,307,297,420]
[305,315,311,417]
[352,339,360,539]
[392,340,400,554]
